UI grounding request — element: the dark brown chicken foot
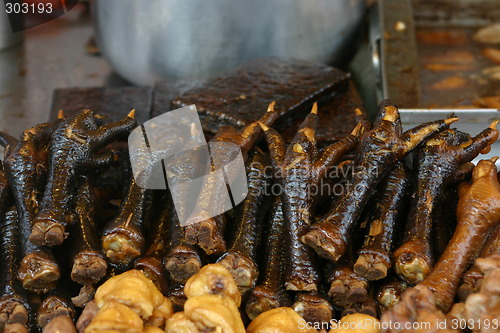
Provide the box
[420,158,500,311]
[31,110,136,247]
[394,124,498,284]
[303,101,457,263]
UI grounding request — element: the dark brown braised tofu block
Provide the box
[171,58,352,139]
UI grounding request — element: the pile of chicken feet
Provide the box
[0,99,499,332]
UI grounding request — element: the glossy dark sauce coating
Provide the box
[421,158,500,311]
[354,162,410,281]
[271,118,321,292]
[261,104,361,291]
[245,198,292,320]
[431,185,459,260]
[167,282,187,313]
[0,208,34,332]
[323,198,368,309]
[102,176,153,269]
[0,119,63,294]
[185,104,279,255]
[160,144,206,284]
[394,126,498,284]
[69,177,107,286]
[143,192,172,259]
[31,110,137,247]
[134,192,172,294]
[218,148,271,295]
[5,94,499,328]
[0,118,61,228]
[0,160,9,215]
[303,100,457,263]
[163,196,203,285]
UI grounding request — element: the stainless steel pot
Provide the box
[94,0,365,85]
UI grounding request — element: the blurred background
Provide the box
[0,0,498,138]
